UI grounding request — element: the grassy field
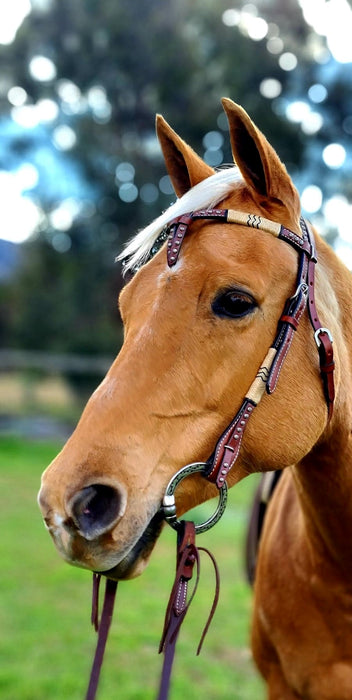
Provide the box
[0,435,265,700]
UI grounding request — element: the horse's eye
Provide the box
[212,290,257,319]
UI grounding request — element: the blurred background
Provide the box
[1,0,352,433]
[1,2,352,698]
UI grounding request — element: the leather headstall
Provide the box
[85,208,335,700]
[163,208,335,489]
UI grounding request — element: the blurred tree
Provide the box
[2,0,342,390]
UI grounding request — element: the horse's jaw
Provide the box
[97,509,165,580]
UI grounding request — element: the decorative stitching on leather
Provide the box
[207,400,255,484]
[207,420,237,480]
[268,329,294,394]
[175,580,188,615]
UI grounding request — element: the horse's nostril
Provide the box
[68,483,124,540]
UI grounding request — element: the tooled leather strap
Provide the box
[86,526,220,700]
[204,216,335,487]
[158,522,198,699]
[206,399,255,487]
[206,275,310,488]
[314,328,335,420]
[266,231,310,395]
[167,210,228,266]
[206,232,309,486]
[302,220,335,419]
[158,521,220,700]
[267,219,334,411]
[166,208,312,267]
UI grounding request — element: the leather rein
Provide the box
[85,208,335,700]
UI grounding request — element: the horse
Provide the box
[38,97,352,699]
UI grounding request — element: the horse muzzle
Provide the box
[37,479,163,578]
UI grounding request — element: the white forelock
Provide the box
[118,167,242,272]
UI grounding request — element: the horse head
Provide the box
[38,99,334,580]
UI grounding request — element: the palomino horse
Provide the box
[38,98,351,699]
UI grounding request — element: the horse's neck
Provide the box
[294,236,352,571]
[294,427,352,571]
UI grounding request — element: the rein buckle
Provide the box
[314,327,334,348]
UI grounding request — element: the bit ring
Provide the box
[162,462,228,534]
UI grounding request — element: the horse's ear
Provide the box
[156,114,214,198]
[221,98,299,211]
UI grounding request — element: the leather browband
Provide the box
[163,208,335,488]
[165,208,312,267]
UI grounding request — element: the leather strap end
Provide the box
[280,314,299,330]
[166,214,193,267]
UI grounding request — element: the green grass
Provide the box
[0,436,265,699]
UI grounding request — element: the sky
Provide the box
[1,0,352,264]
[299,0,352,63]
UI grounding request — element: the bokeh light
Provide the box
[322,143,346,169]
[301,185,323,214]
[29,55,57,82]
[52,125,77,150]
[260,78,282,99]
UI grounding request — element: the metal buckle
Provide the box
[314,327,334,348]
[162,462,228,534]
[290,281,308,301]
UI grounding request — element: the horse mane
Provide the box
[118,167,242,273]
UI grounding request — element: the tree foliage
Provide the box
[1,0,347,370]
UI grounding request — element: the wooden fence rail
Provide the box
[0,349,114,375]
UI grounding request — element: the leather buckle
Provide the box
[314,327,333,348]
[290,281,308,302]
